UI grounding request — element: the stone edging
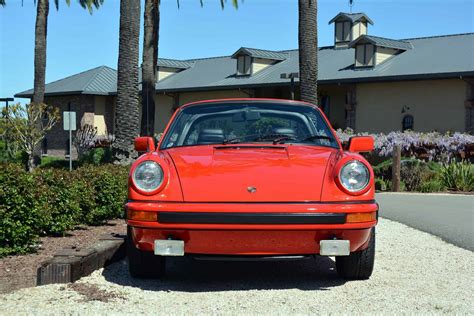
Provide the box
[36,233,126,286]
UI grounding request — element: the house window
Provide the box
[402,115,414,131]
[355,44,375,67]
[335,21,351,42]
[237,55,251,76]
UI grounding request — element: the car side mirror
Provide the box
[134,137,156,152]
[348,136,374,153]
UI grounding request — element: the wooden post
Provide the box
[392,145,401,192]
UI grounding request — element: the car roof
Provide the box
[179,98,318,109]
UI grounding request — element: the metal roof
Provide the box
[15,66,117,97]
[157,58,194,69]
[349,35,413,50]
[329,12,374,25]
[230,47,288,60]
[15,33,474,98]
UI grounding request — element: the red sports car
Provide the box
[126,99,377,280]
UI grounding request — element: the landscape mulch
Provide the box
[0,219,126,294]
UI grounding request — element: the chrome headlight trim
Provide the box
[132,160,164,193]
[338,160,370,193]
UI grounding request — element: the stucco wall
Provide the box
[44,95,95,157]
[152,90,250,133]
[356,79,467,133]
[154,94,175,133]
[318,85,347,130]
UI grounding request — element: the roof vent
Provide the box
[231,47,287,76]
[329,12,374,49]
[156,58,194,81]
[348,35,413,68]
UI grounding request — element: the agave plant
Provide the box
[440,161,474,192]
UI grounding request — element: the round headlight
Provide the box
[132,161,164,192]
[339,160,370,193]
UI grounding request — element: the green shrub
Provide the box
[419,179,446,193]
[76,164,129,225]
[0,163,129,256]
[79,148,113,166]
[0,163,41,256]
[440,161,474,192]
[400,160,433,191]
[34,168,84,235]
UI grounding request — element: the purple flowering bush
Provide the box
[336,128,474,162]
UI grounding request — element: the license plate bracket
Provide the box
[154,240,185,256]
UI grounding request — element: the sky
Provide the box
[0,0,473,104]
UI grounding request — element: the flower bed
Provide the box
[335,129,474,162]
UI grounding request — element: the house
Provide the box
[16,12,474,157]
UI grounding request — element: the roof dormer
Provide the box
[329,12,374,49]
[348,35,413,68]
[231,47,287,76]
[157,58,194,81]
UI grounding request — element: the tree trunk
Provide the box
[31,0,49,170]
[298,0,318,105]
[33,0,48,105]
[113,0,141,164]
[140,0,159,137]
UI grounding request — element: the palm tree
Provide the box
[30,0,103,106]
[298,0,318,105]
[140,0,159,137]
[139,0,239,137]
[0,0,103,168]
[31,0,103,168]
[113,0,141,164]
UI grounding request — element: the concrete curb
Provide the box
[376,192,473,196]
[36,233,126,286]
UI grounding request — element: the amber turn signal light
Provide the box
[127,210,158,221]
[346,212,377,223]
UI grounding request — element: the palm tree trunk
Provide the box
[33,0,48,105]
[30,0,49,171]
[113,0,141,164]
[298,0,318,105]
[140,0,159,137]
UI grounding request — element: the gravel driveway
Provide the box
[1,218,472,314]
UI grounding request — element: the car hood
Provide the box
[165,145,337,202]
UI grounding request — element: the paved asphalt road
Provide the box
[377,193,473,251]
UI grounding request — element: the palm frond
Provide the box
[220,0,239,10]
[0,0,6,8]
[78,0,104,14]
[176,0,179,9]
[200,0,203,7]
[54,0,59,10]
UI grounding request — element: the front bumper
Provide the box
[126,201,378,255]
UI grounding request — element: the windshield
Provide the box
[160,102,339,149]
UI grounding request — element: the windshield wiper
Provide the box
[302,135,333,142]
[222,137,242,144]
[252,133,298,145]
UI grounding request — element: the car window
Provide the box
[161,102,338,149]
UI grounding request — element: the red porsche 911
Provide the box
[126,99,377,280]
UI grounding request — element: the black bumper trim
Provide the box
[158,212,346,224]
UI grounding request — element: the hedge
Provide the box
[0,163,129,256]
